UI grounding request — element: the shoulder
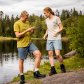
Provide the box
[45,18,49,22]
[54,16,60,20]
[54,16,61,23]
[14,20,21,25]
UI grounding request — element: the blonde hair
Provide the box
[43,7,55,15]
[20,10,28,17]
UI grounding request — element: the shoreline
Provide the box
[0,36,69,42]
[0,36,17,41]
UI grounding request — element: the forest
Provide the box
[0,8,84,57]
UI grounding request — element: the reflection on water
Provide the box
[0,53,35,84]
[0,41,17,66]
[0,41,34,84]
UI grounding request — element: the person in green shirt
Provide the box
[14,10,46,84]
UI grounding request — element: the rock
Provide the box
[41,70,84,84]
[9,70,84,84]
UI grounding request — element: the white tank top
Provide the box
[45,16,62,40]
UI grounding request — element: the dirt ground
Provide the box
[41,70,84,84]
[9,69,84,84]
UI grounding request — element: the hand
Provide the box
[30,29,34,34]
[43,35,47,39]
[31,26,36,29]
[26,27,35,32]
[53,32,58,37]
[43,36,46,39]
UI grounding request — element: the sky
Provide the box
[0,0,84,16]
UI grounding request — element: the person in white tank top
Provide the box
[43,7,66,75]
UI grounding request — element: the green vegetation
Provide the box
[10,56,84,84]
[0,9,84,83]
[0,8,83,38]
[63,16,84,57]
[40,56,84,74]
[0,8,84,57]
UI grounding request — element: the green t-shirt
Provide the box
[14,20,31,48]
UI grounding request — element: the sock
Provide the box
[20,73,23,75]
[34,68,39,72]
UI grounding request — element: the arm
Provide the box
[43,29,48,39]
[15,27,35,38]
[58,23,63,33]
[30,29,34,35]
[54,16,63,36]
[53,23,63,37]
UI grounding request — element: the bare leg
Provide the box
[55,50,63,63]
[33,50,41,70]
[19,59,24,74]
[55,50,66,73]
[48,50,57,75]
[48,50,54,66]
[33,50,46,78]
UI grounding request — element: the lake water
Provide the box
[0,40,48,84]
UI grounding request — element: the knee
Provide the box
[19,59,24,62]
[34,51,42,58]
[19,59,24,65]
[56,55,62,59]
[48,51,53,57]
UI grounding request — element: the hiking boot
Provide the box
[34,71,46,78]
[49,66,57,76]
[20,75,25,84]
[60,64,66,73]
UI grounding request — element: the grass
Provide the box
[11,71,42,84]
[10,55,84,84]
[0,36,17,41]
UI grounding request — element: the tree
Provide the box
[66,16,84,57]
[10,14,15,37]
[40,15,44,21]
[79,11,82,16]
[0,11,3,20]
[34,19,42,38]
[55,10,60,16]
[61,10,70,20]
[72,8,78,16]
